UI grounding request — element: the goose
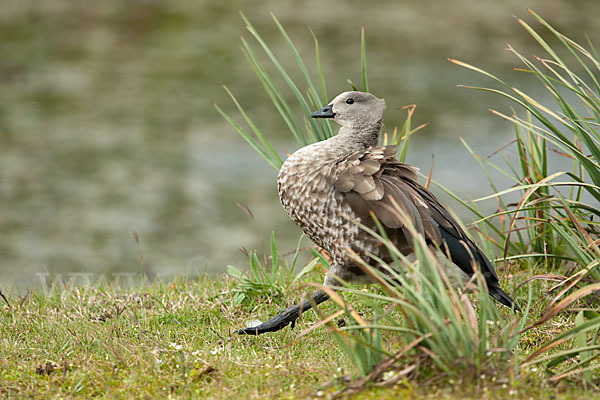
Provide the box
[237,91,520,335]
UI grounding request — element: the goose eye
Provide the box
[346,98,354,105]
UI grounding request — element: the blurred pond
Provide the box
[1,0,599,289]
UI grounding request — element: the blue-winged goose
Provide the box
[237,91,520,335]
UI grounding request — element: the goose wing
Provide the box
[334,145,498,283]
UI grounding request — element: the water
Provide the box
[1,0,598,289]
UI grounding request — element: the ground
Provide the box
[0,275,593,399]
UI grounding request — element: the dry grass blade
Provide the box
[542,272,585,314]
[345,244,398,297]
[295,309,345,339]
[308,283,368,328]
[559,197,600,258]
[528,283,600,330]
[524,339,568,364]
[425,154,435,190]
[548,364,600,382]
[460,293,478,339]
[501,172,564,261]
[374,364,418,387]
[0,289,11,310]
[511,274,566,295]
[235,203,254,219]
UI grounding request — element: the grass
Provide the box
[446,10,600,387]
[2,8,600,399]
[0,274,344,398]
[0,276,594,399]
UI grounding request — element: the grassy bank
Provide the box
[0,275,591,399]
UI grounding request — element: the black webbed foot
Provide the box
[236,290,330,336]
[236,303,301,335]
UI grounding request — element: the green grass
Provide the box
[0,276,594,399]
[0,275,341,398]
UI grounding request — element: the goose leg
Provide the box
[236,289,330,335]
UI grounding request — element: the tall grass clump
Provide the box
[450,9,600,386]
[213,12,411,170]
[214,12,336,170]
[305,214,528,396]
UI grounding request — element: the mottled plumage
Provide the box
[238,91,519,336]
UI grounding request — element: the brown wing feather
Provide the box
[333,145,500,283]
[334,146,434,245]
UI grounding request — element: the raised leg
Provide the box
[236,289,330,335]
